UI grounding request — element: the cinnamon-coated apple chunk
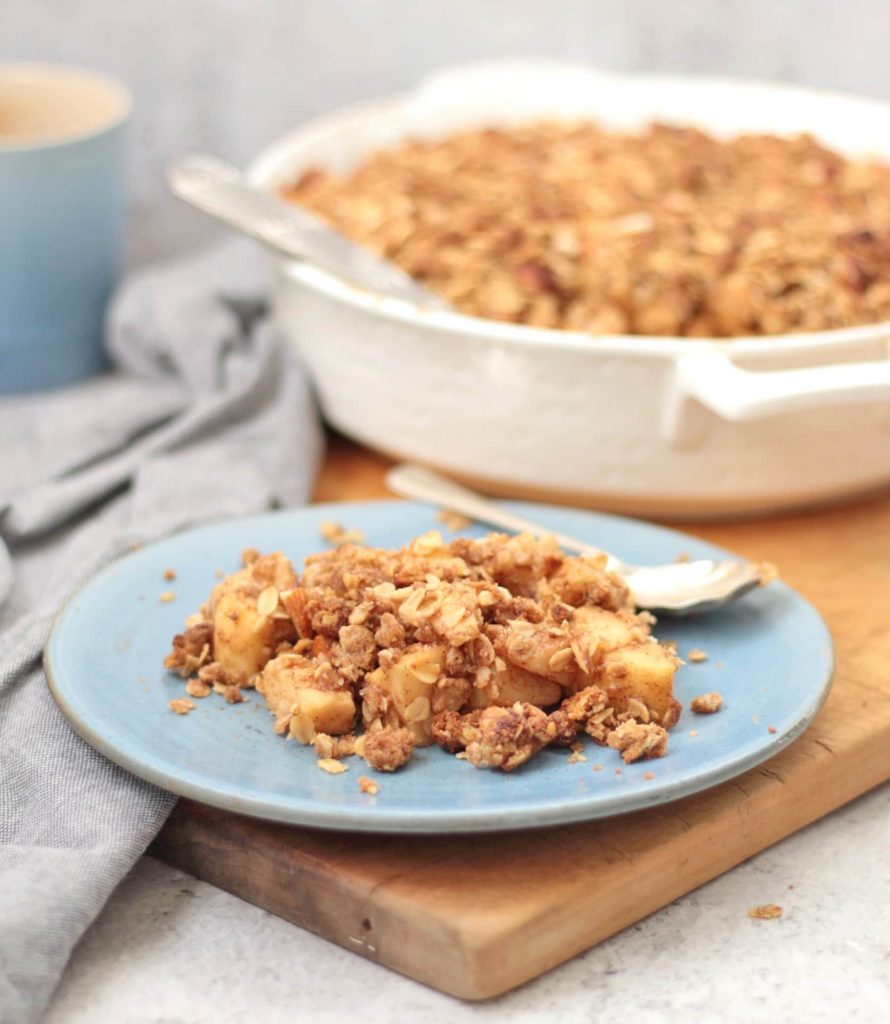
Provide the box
[210,552,297,680]
[467,662,563,711]
[600,643,681,722]
[363,644,448,744]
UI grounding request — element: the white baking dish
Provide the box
[247,62,890,519]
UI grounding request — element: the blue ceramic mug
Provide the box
[0,64,131,393]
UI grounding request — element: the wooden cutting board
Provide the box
[152,437,890,1000]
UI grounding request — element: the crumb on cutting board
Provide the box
[748,904,783,920]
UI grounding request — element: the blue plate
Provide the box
[45,501,833,833]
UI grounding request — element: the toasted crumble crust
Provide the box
[360,727,415,772]
[163,622,213,677]
[606,720,669,763]
[691,691,723,714]
[462,703,554,772]
[546,708,580,747]
[286,122,890,338]
[166,530,681,775]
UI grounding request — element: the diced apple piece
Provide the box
[368,644,446,744]
[210,553,297,679]
[570,605,640,652]
[600,642,679,721]
[502,620,580,687]
[468,662,563,710]
[288,688,356,743]
[213,594,271,680]
[255,652,315,732]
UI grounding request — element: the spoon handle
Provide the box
[385,464,622,572]
[168,153,313,261]
[167,154,449,310]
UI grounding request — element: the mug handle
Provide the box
[674,349,890,421]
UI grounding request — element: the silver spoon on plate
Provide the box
[386,464,773,615]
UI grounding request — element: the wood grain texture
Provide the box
[152,435,890,1000]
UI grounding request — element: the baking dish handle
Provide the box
[675,349,890,421]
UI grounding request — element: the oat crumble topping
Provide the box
[164,530,682,775]
[286,122,890,337]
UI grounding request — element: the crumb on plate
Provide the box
[358,775,379,795]
[185,679,212,699]
[437,508,472,532]
[169,698,195,715]
[691,691,723,714]
[687,648,709,663]
[319,520,366,546]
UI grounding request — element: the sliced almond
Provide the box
[411,663,440,685]
[256,585,279,617]
[626,697,650,723]
[404,695,431,723]
[548,647,575,673]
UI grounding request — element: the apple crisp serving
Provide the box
[164,531,682,774]
[284,121,890,337]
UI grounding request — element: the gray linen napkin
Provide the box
[0,240,323,1024]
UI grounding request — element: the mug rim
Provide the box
[0,62,132,153]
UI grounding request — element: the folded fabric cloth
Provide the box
[0,240,323,1024]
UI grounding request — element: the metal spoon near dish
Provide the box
[386,464,771,615]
